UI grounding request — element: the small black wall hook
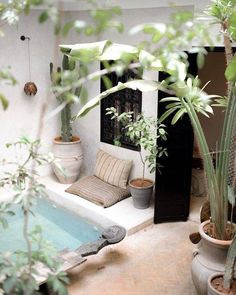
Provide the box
[20,35,30,41]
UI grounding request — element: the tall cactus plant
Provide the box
[50,55,80,142]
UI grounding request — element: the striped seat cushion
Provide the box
[65,175,131,208]
[95,149,132,189]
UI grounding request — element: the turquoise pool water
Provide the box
[0,198,102,252]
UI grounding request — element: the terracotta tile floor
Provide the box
[67,221,199,295]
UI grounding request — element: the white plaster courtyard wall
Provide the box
[0,11,58,175]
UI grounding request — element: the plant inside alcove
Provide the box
[106,107,167,209]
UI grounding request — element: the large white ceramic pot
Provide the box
[51,136,83,184]
[191,220,231,295]
[129,178,154,209]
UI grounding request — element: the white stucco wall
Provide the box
[0,1,222,181]
[0,11,59,176]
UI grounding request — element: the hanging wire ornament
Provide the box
[20,35,37,96]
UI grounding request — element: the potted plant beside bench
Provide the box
[106,107,167,209]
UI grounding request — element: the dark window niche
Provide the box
[100,63,142,151]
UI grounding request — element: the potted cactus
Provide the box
[106,107,167,209]
[208,234,236,294]
[50,55,83,184]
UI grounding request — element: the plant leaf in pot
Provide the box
[106,107,167,209]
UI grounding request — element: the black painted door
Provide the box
[154,56,197,222]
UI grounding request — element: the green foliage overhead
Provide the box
[206,0,236,22]
[76,79,160,118]
[61,5,123,37]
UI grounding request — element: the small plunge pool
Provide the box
[0,197,102,252]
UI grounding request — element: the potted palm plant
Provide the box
[157,2,236,293]
[106,107,167,209]
[50,55,83,184]
[208,234,236,294]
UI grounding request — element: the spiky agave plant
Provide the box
[159,0,236,240]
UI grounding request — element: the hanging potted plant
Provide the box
[50,55,83,184]
[106,107,167,209]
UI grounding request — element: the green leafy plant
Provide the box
[157,0,236,240]
[0,137,69,295]
[106,107,167,183]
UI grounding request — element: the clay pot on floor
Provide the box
[207,273,236,295]
[191,221,232,295]
[51,136,83,184]
[129,178,154,209]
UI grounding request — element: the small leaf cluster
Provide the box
[0,202,14,229]
[0,137,52,212]
[0,137,53,191]
[130,10,212,74]
[0,0,57,27]
[61,5,123,37]
[0,226,69,295]
[106,107,167,175]
[0,137,69,294]
[0,67,17,110]
[206,0,236,41]
[160,77,220,124]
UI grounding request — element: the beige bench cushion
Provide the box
[65,175,131,208]
[95,149,132,189]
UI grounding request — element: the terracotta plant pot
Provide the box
[129,178,154,209]
[51,136,83,184]
[191,221,232,295]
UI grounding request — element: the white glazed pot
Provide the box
[191,220,231,295]
[51,136,83,184]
